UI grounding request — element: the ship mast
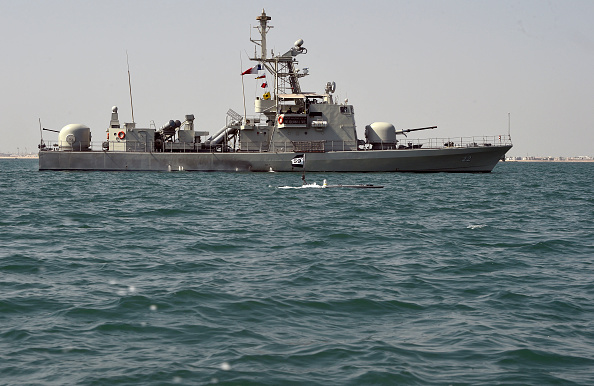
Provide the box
[254,9,271,60]
[249,10,307,96]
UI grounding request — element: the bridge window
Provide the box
[340,106,353,115]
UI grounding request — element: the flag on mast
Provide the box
[241,64,262,75]
[261,82,268,88]
[255,74,266,79]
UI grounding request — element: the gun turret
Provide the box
[395,126,437,137]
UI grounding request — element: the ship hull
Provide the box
[39,145,511,172]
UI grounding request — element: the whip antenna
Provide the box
[508,112,511,140]
[126,50,135,123]
[38,118,45,150]
[240,53,247,123]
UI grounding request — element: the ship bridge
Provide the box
[277,93,328,129]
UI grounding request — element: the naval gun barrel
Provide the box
[395,126,437,136]
[42,128,60,133]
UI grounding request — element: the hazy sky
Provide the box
[2,0,593,157]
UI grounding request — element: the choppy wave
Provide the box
[1,160,593,384]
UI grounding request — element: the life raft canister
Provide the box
[118,131,125,140]
[278,115,284,124]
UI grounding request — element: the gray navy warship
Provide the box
[38,10,512,172]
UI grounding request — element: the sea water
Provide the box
[1,159,593,385]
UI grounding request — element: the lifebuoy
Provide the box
[278,116,284,124]
[118,131,125,140]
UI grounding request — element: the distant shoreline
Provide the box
[505,159,593,163]
[0,156,38,159]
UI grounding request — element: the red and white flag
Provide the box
[241,64,262,75]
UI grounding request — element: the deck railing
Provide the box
[41,135,512,153]
[365,135,513,150]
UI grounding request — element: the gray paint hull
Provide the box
[39,145,511,172]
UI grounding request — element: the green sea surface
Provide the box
[1,159,593,385]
